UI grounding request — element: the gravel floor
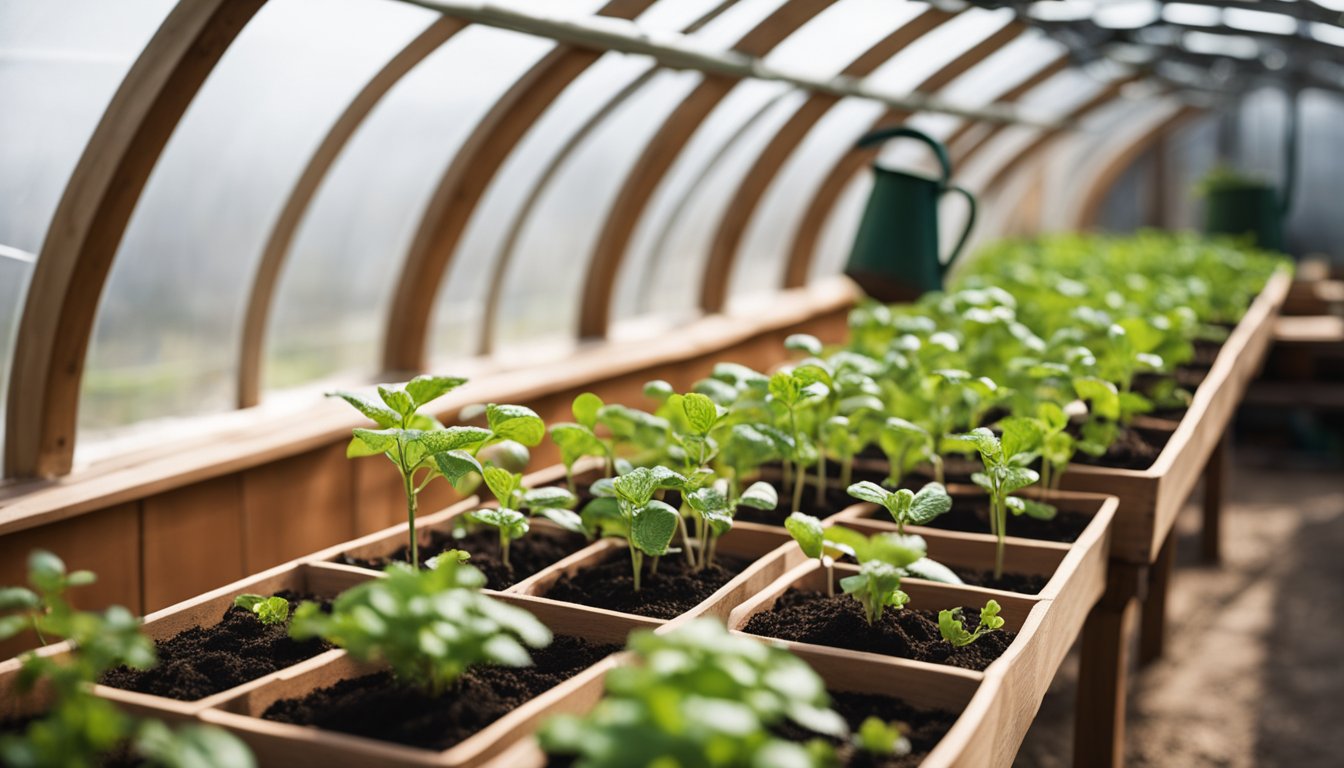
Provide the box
[1015,451,1344,767]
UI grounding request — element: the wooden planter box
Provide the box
[480,631,1008,768]
[198,595,652,768]
[515,524,794,623]
[1054,267,1290,563]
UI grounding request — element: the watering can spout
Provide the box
[844,125,977,302]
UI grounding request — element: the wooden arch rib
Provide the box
[382,0,655,373]
[4,0,265,479]
[697,6,959,314]
[1076,104,1203,229]
[782,21,1027,289]
[577,0,834,340]
[237,17,467,408]
[943,55,1069,166]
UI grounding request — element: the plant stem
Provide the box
[815,451,827,507]
[630,547,643,592]
[792,464,806,513]
[705,534,719,570]
[993,497,1006,581]
[500,531,511,569]
[676,510,696,567]
[840,454,852,490]
[824,558,834,597]
[933,454,944,486]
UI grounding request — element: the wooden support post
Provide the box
[1201,433,1227,565]
[1074,562,1146,768]
[1138,532,1175,666]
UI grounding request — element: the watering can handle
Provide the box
[855,125,953,184]
[941,185,977,272]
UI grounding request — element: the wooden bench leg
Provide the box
[1074,564,1145,768]
[1201,434,1226,565]
[1138,533,1175,666]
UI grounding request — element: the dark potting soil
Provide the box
[1071,425,1172,470]
[896,494,1092,544]
[542,552,749,619]
[99,591,331,701]
[262,635,618,751]
[1192,338,1223,368]
[339,527,589,589]
[775,690,960,768]
[742,590,1013,671]
[949,567,1048,595]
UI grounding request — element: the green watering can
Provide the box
[1204,90,1298,253]
[844,125,977,302]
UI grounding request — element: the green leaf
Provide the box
[846,481,890,507]
[785,513,825,559]
[687,486,729,514]
[66,570,97,587]
[535,508,588,537]
[579,497,626,538]
[904,557,962,584]
[471,508,529,540]
[955,427,1002,462]
[998,417,1042,463]
[630,500,679,556]
[0,586,39,611]
[412,426,491,454]
[1073,377,1120,421]
[351,428,398,456]
[572,393,604,430]
[907,483,952,525]
[346,435,385,458]
[377,385,414,418]
[486,403,545,447]
[738,482,778,510]
[1036,401,1068,432]
[981,599,1005,630]
[613,467,657,507]
[998,466,1041,494]
[482,466,522,507]
[434,450,483,486]
[784,333,823,356]
[405,375,466,408]
[522,486,577,511]
[550,423,604,467]
[642,380,674,403]
[329,391,401,428]
[681,392,720,435]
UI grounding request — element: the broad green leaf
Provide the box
[1036,401,1068,431]
[998,466,1040,494]
[65,570,96,587]
[823,526,869,561]
[412,426,491,454]
[613,467,657,507]
[351,428,398,457]
[405,375,467,408]
[768,372,802,406]
[681,392,720,435]
[784,333,823,356]
[784,513,825,559]
[954,428,1001,462]
[572,392,604,430]
[0,614,29,641]
[904,557,963,585]
[549,423,604,467]
[579,497,626,538]
[865,534,924,568]
[434,450,483,485]
[487,404,545,447]
[846,481,890,507]
[998,417,1042,463]
[693,377,739,404]
[522,486,577,511]
[738,481,778,510]
[471,507,529,539]
[478,440,531,472]
[0,587,39,611]
[535,508,588,537]
[329,390,401,428]
[346,434,385,458]
[377,385,414,418]
[1073,377,1120,421]
[687,486,729,514]
[908,483,952,525]
[642,380,674,403]
[482,466,521,507]
[648,465,688,491]
[630,500,679,556]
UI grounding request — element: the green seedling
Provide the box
[953,427,1055,580]
[938,599,1005,648]
[767,370,827,512]
[845,480,952,535]
[579,467,683,592]
[540,619,845,767]
[232,594,290,626]
[853,717,912,759]
[332,376,546,568]
[876,417,938,488]
[468,465,583,569]
[684,479,776,571]
[840,560,909,626]
[0,551,253,768]
[290,556,551,696]
[785,512,840,597]
[548,392,614,490]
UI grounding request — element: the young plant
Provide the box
[467,465,583,569]
[289,556,551,696]
[840,560,909,625]
[953,426,1055,580]
[1031,401,1076,497]
[876,417,938,488]
[548,392,613,490]
[539,619,845,767]
[332,375,546,569]
[938,599,1005,648]
[845,480,952,535]
[232,594,290,626]
[580,467,683,592]
[853,717,912,760]
[684,479,776,571]
[767,370,827,512]
[0,551,253,768]
[785,512,837,596]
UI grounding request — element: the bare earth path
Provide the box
[1015,455,1344,767]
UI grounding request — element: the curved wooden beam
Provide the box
[577,0,833,339]
[944,55,1069,165]
[1076,105,1203,229]
[5,0,265,479]
[237,17,467,408]
[476,1,740,356]
[382,0,655,373]
[697,6,959,313]
[783,22,1027,289]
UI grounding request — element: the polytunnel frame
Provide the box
[4,0,1182,481]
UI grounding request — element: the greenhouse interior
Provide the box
[2,0,1343,766]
